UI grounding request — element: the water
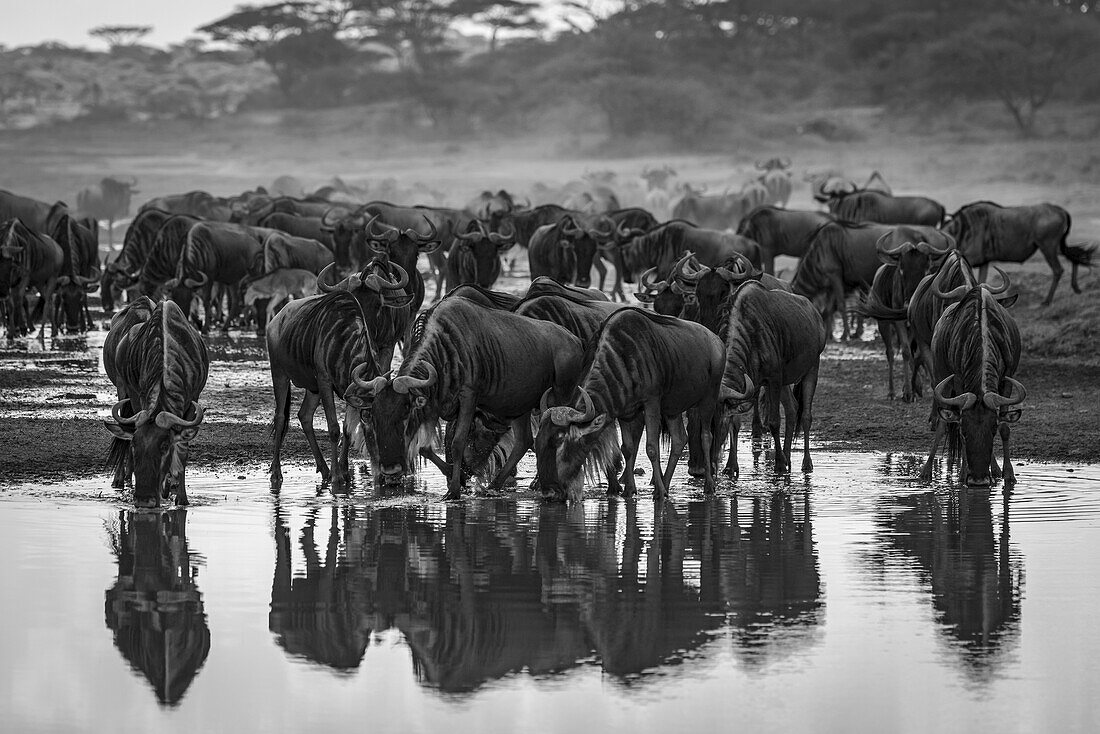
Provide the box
[2,453,1098,734]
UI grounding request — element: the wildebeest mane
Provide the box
[444,284,520,310]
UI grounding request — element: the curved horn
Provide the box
[155,402,205,430]
[722,373,755,401]
[548,387,597,427]
[455,226,481,242]
[715,266,748,284]
[983,265,1011,295]
[352,362,389,395]
[111,398,150,427]
[406,215,438,242]
[673,252,708,283]
[540,387,554,414]
[931,270,971,301]
[383,261,409,291]
[320,207,342,230]
[561,217,583,238]
[983,376,1026,409]
[316,262,340,292]
[933,375,978,410]
[876,231,912,258]
[183,271,209,289]
[489,222,516,247]
[392,361,438,394]
[639,266,667,291]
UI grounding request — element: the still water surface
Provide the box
[1,453,1098,734]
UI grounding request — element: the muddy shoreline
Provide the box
[2,330,1096,488]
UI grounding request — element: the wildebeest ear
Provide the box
[413,395,428,408]
[937,408,962,424]
[1000,409,1022,424]
[103,421,134,440]
[997,293,1018,308]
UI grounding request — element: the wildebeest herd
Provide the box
[1,161,1092,507]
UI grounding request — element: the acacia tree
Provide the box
[449,0,544,52]
[89,25,153,49]
[926,4,1100,136]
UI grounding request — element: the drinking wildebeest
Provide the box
[718,281,827,475]
[266,288,379,491]
[920,282,1026,487]
[941,201,1091,306]
[103,299,209,507]
[345,294,585,497]
[535,307,726,500]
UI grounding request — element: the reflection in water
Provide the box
[877,488,1022,681]
[103,510,210,706]
[268,495,822,693]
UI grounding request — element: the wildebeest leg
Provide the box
[593,257,608,293]
[686,411,706,477]
[430,250,447,301]
[173,447,190,506]
[298,390,330,482]
[644,403,668,498]
[270,371,292,489]
[317,383,347,491]
[919,420,945,481]
[1038,243,1063,306]
[697,409,717,494]
[445,393,478,499]
[723,412,741,478]
[419,446,452,476]
[487,417,533,491]
[999,423,1016,485]
[619,417,643,496]
[764,388,787,473]
[661,413,688,490]
[799,368,819,473]
[881,320,896,400]
[780,387,797,471]
[607,255,625,302]
[40,280,58,339]
[339,409,354,481]
[1071,260,1082,294]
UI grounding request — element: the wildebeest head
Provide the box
[364,214,442,274]
[317,258,413,326]
[534,387,615,503]
[564,215,613,288]
[671,251,762,332]
[877,228,954,300]
[105,399,204,507]
[319,207,363,270]
[633,263,684,316]
[640,165,677,191]
[99,257,139,317]
[453,220,514,288]
[345,361,438,486]
[931,285,1024,487]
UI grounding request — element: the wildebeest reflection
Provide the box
[266,496,822,691]
[875,489,1021,679]
[103,510,210,706]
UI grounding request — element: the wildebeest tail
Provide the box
[1060,212,1094,266]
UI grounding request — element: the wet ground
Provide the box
[1,454,1098,733]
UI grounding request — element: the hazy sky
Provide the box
[2,1,608,50]
[4,1,247,49]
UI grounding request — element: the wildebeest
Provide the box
[672,187,756,230]
[942,201,1090,306]
[102,296,157,488]
[244,268,319,333]
[718,281,827,474]
[345,295,585,497]
[103,299,209,507]
[140,190,232,221]
[790,220,901,340]
[758,168,792,208]
[266,288,379,491]
[104,509,210,706]
[618,220,762,289]
[829,190,945,227]
[50,214,101,334]
[361,214,441,314]
[76,176,138,246]
[920,283,1026,487]
[446,220,514,289]
[527,218,584,285]
[736,207,833,274]
[257,211,339,265]
[254,231,334,277]
[165,221,269,332]
[858,227,955,400]
[464,189,523,220]
[231,194,335,227]
[137,214,203,299]
[0,218,63,338]
[535,307,726,500]
[808,170,892,205]
[316,258,414,373]
[100,208,174,316]
[0,188,75,236]
[524,276,610,302]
